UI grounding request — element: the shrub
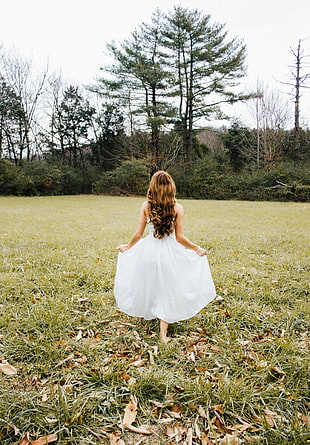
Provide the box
[93,159,150,195]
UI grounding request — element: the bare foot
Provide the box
[160,320,170,343]
[160,334,171,344]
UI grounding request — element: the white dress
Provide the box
[114,222,216,323]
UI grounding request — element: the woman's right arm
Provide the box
[117,201,148,252]
[174,203,207,256]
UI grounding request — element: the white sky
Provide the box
[1,0,309,127]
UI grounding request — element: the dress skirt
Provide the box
[114,228,216,323]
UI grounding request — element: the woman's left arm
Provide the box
[117,202,147,252]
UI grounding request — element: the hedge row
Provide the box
[1,158,309,202]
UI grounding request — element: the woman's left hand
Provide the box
[195,246,208,256]
[117,244,130,253]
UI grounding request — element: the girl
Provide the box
[114,171,216,343]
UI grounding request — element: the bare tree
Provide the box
[0,48,49,161]
[247,80,290,166]
[280,38,310,160]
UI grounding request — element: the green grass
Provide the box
[0,195,309,445]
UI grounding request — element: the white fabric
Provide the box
[114,223,216,323]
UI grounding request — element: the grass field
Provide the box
[0,195,309,445]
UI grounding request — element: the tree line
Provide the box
[0,6,309,200]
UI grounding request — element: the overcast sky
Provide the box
[1,0,309,127]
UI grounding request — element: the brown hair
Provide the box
[147,170,176,239]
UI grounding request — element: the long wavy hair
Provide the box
[147,170,176,239]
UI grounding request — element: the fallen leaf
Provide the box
[297,413,309,425]
[270,366,286,379]
[263,408,280,418]
[253,414,275,428]
[131,358,147,367]
[186,427,193,445]
[127,425,153,435]
[213,415,233,434]
[122,396,152,435]
[122,396,137,427]
[256,360,268,369]
[0,360,17,375]
[201,431,215,445]
[194,417,202,439]
[244,435,264,443]
[45,417,58,424]
[107,432,125,445]
[30,434,58,445]
[189,351,196,362]
[75,330,83,341]
[213,404,225,414]
[219,434,241,445]
[166,422,187,442]
[41,393,48,402]
[210,345,223,352]
[20,433,31,445]
[230,423,254,432]
[54,339,67,346]
[198,406,207,418]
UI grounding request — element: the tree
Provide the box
[247,81,290,167]
[222,122,255,172]
[51,86,95,167]
[163,6,248,159]
[280,38,310,161]
[97,9,174,170]
[0,76,26,163]
[0,49,49,161]
[89,103,126,169]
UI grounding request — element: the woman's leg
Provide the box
[160,320,170,343]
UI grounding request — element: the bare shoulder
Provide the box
[141,201,149,216]
[175,202,184,215]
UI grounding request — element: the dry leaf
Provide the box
[122,396,152,435]
[244,435,264,443]
[107,432,125,445]
[230,423,253,432]
[213,415,232,434]
[219,434,241,445]
[166,422,187,442]
[45,417,58,424]
[270,366,286,379]
[30,434,58,445]
[213,404,225,414]
[20,433,31,445]
[131,358,147,367]
[198,406,207,418]
[54,339,67,346]
[122,396,137,427]
[256,360,268,369]
[75,330,83,341]
[41,393,49,402]
[0,360,17,375]
[210,345,223,353]
[126,424,153,435]
[263,408,280,418]
[189,351,196,362]
[194,418,202,439]
[186,427,193,445]
[297,413,309,425]
[253,414,275,428]
[201,431,215,445]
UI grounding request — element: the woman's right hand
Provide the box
[117,244,130,253]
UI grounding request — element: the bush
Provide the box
[170,158,310,201]
[93,159,150,196]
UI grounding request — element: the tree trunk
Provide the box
[294,39,301,162]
